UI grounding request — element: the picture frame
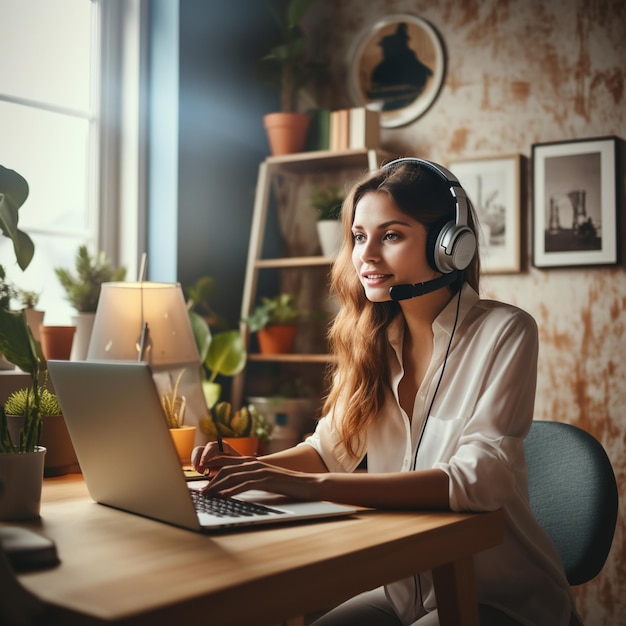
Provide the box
[532,136,620,268]
[448,155,524,274]
[347,14,446,129]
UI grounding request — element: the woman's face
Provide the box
[351,191,438,302]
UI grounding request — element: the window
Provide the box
[0,0,144,324]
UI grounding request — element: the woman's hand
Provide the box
[191,441,321,500]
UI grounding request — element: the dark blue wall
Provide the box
[148,0,277,327]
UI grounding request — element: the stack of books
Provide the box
[306,107,381,152]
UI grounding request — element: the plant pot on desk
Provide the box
[169,425,197,465]
[0,447,46,521]
[7,414,78,477]
[223,437,259,457]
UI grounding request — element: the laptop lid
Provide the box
[47,360,356,531]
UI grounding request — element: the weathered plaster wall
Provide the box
[307,1,626,624]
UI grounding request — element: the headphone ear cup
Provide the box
[429,220,477,273]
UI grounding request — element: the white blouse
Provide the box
[304,284,576,625]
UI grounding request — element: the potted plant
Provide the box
[161,368,196,465]
[311,183,345,258]
[203,401,272,456]
[4,385,78,477]
[0,291,47,521]
[260,0,321,155]
[0,165,48,520]
[17,287,44,343]
[243,293,300,354]
[54,245,127,360]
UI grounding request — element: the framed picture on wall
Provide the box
[448,155,524,274]
[347,14,446,128]
[532,136,620,268]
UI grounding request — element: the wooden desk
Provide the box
[7,476,503,626]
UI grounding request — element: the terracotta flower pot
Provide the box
[39,325,76,360]
[223,436,259,457]
[257,325,297,354]
[263,112,310,156]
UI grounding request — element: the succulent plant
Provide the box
[200,401,272,441]
[5,387,61,417]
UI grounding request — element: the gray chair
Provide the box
[524,420,619,585]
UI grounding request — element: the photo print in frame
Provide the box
[448,155,524,274]
[532,136,620,268]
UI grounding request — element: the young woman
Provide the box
[193,158,578,625]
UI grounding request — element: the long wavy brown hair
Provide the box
[321,160,481,459]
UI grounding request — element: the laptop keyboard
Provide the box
[191,490,287,518]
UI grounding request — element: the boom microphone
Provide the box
[389,271,459,301]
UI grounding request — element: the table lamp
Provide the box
[87,282,208,438]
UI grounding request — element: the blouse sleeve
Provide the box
[436,307,539,512]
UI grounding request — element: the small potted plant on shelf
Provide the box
[201,401,272,456]
[54,245,127,360]
[311,183,345,258]
[242,293,300,354]
[260,0,323,155]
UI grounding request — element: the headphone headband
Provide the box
[382,157,476,273]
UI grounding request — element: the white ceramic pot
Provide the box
[7,414,78,477]
[0,447,46,521]
[316,220,343,259]
[70,312,96,361]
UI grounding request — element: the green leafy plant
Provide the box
[188,310,247,409]
[0,165,44,454]
[0,265,17,310]
[260,0,322,112]
[0,165,35,271]
[5,387,61,417]
[55,245,127,313]
[184,275,223,325]
[311,184,344,221]
[202,401,272,441]
[242,293,299,332]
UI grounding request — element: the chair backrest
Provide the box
[524,420,619,586]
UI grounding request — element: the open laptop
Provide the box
[47,360,357,532]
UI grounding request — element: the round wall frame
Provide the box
[348,14,446,128]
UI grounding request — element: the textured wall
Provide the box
[307,1,626,624]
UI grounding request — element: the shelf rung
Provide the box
[255,256,332,268]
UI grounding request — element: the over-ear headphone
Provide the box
[383,157,477,274]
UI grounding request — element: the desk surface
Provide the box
[9,475,503,626]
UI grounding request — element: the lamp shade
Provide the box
[87,282,200,367]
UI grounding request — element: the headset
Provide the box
[383,158,477,300]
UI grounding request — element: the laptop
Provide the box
[47,360,357,532]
